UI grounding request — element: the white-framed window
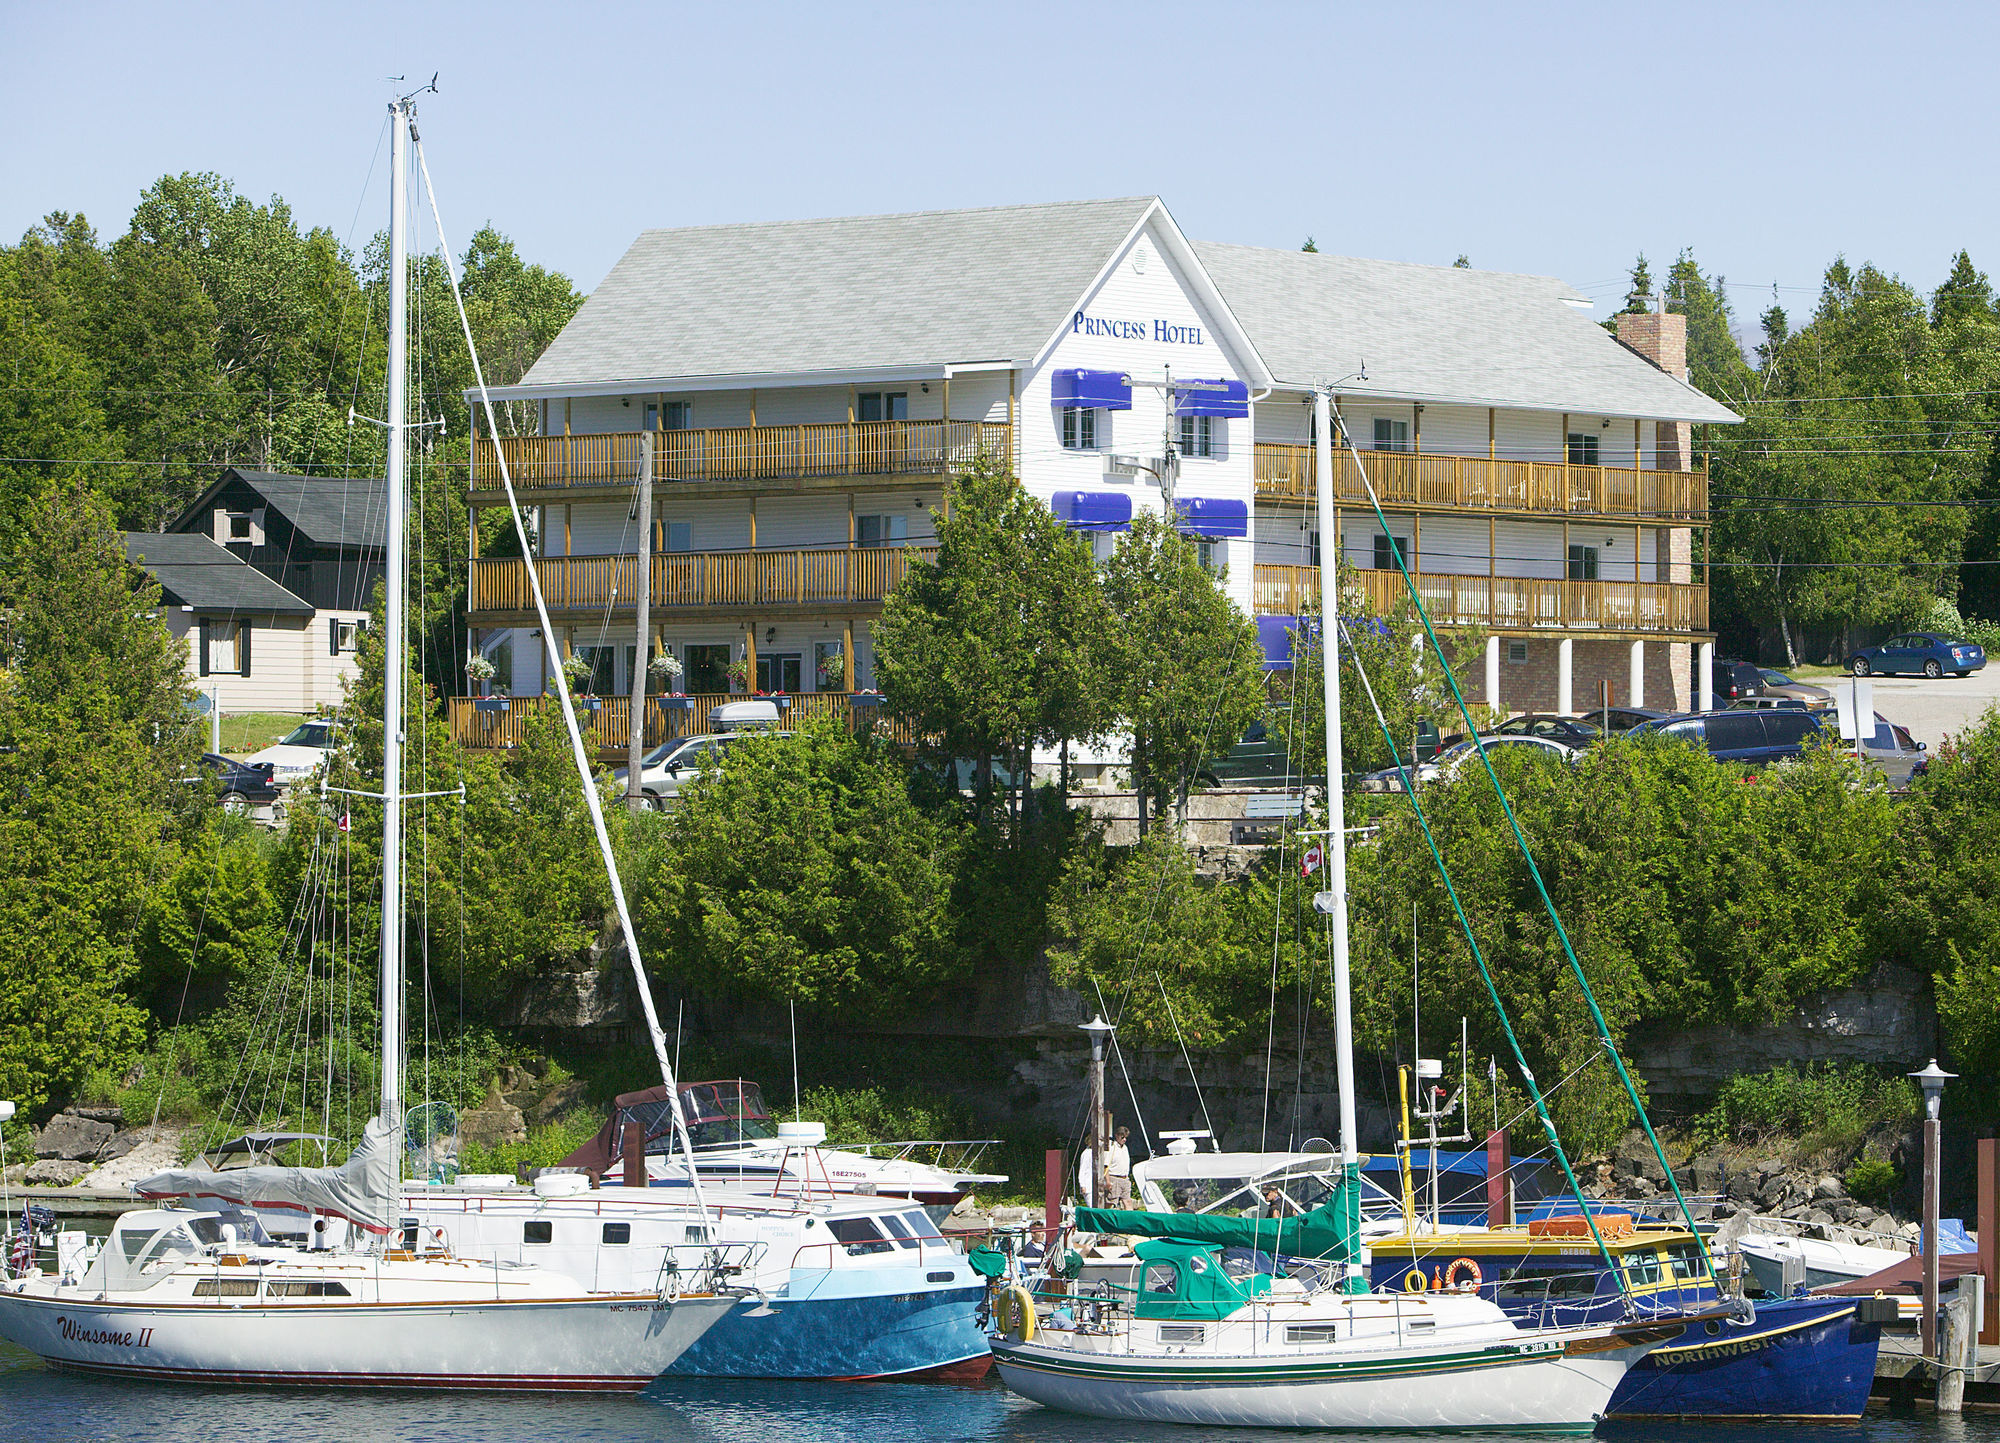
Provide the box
[1195,538,1220,573]
[200,619,249,677]
[328,617,367,655]
[1568,544,1600,581]
[1373,418,1410,453]
[856,513,909,545]
[1179,414,1214,458]
[1061,407,1098,450]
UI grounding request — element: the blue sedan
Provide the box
[1848,633,1986,678]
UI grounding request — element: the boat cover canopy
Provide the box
[1079,1181,1363,1267]
[1125,1237,1273,1321]
[134,1115,399,1236]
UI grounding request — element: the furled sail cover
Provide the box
[1077,1180,1362,1267]
[134,1115,401,1236]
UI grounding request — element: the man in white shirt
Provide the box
[1104,1126,1133,1209]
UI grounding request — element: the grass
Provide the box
[206,711,312,757]
[1783,664,1850,681]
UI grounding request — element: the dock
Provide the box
[6,1189,141,1220]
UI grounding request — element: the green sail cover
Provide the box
[1077,1167,1363,1269]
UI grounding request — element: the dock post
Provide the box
[1981,1137,1996,1345]
[1044,1148,1063,1249]
[1938,1277,1977,1413]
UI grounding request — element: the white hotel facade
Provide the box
[456,197,1735,753]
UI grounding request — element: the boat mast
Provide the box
[1312,389,1363,1292]
[379,97,411,1134]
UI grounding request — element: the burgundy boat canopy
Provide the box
[559,1080,775,1174]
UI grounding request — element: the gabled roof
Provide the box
[121,533,314,616]
[1191,242,1739,424]
[515,197,1165,389]
[170,470,388,550]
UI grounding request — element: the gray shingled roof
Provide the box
[1192,242,1738,424]
[122,533,314,616]
[228,472,388,549]
[521,197,1159,387]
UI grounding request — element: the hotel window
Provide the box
[658,520,693,552]
[1568,544,1600,581]
[1567,432,1600,466]
[643,401,691,431]
[1179,414,1214,458]
[757,653,803,694]
[856,513,909,545]
[1195,539,1220,573]
[1373,418,1410,453]
[199,619,249,677]
[1061,407,1098,450]
[1372,534,1406,571]
[856,392,908,422]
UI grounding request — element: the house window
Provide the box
[1179,414,1214,458]
[644,401,691,431]
[1567,432,1600,466]
[814,640,846,691]
[1568,545,1600,581]
[1373,418,1410,453]
[1061,407,1098,450]
[856,392,908,423]
[684,644,731,694]
[1372,534,1406,571]
[1195,539,1220,573]
[328,618,365,655]
[855,513,909,545]
[757,653,802,694]
[200,619,249,677]
[1507,641,1529,664]
[659,520,693,552]
[576,645,617,695]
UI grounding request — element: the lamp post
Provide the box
[1081,1015,1115,1210]
[1911,1059,1955,1359]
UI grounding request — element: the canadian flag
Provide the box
[1299,843,1324,878]
[337,812,351,834]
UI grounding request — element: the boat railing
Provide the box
[829,1137,1002,1173]
[660,1240,766,1295]
[1731,1212,1916,1252]
[1016,1278,1475,1358]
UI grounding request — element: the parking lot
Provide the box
[1840,666,2000,753]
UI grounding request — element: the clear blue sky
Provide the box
[5,1,1994,328]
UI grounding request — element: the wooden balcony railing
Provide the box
[448,692,914,751]
[1252,443,1708,521]
[466,545,936,614]
[470,420,1012,492]
[1252,563,1709,634]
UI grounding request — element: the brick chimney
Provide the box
[1616,309,1692,472]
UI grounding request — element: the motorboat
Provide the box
[558,1080,1005,1216]
[1734,1220,1964,1295]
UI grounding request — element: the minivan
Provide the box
[1635,708,1828,767]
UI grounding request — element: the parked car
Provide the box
[1858,714,1929,787]
[1727,695,1819,712]
[1494,713,1603,747]
[1356,733,1575,793]
[1846,633,1987,677]
[611,705,791,809]
[1201,717,1301,786]
[1757,668,1832,702]
[197,752,284,818]
[1633,708,1831,768]
[1591,706,1675,734]
[1709,657,1764,703]
[244,719,342,781]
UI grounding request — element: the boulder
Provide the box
[1725,1169,1760,1202]
[1692,1152,1727,1195]
[1614,1135,1668,1185]
[24,1158,87,1186]
[459,1086,527,1149]
[71,1105,123,1125]
[1813,1174,1844,1201]
[1755,1173,1789,1208]
[529,1079,589,1126]
[1850,1206,1879,1228]
[34,1112,116,1162]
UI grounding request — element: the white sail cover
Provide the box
[134,1116,400,1236]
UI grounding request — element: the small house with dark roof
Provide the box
[125,470,386,714]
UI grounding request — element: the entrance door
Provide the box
[757,653,803,694]
[684,644,731,694]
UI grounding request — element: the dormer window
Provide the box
[215,508,262,546]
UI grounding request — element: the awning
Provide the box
[1172,378,1250,418]
[1258,615,1301,669]
[1175,497,1249,538]
[1052,490,1133,531]
[1052,368,1133,411]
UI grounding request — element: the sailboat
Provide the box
[988,393,1664,1430]
[0,93,740,1391]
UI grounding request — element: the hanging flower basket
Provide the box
[464,655,497,683]
[725,658,752,691]
[648,652,684,686]
[816,651,846,688]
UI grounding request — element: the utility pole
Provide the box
[626,431,654,814]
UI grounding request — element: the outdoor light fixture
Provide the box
[765,627,776,644]
[0,1100,14,1122]
[1911,1059,1954,1119]
[1080,1014,1115,1063]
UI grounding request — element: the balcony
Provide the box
[1252,563,1709,635]
[470,420,1012,498]
[448,691,917,753]
[466,544,937,617]
[1252,443,1707,521]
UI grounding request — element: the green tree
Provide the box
[1101,513,1266,834]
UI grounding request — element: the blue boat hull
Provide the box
[666,1283,990,1380]
[1606,1295,1879,1421]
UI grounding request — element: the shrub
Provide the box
[1692,1062,1918,1158]
[1844,1154,1900,1207]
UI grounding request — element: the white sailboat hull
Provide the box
[993,1334,1634,1431]
[0,1285,735,1391]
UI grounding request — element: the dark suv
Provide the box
[1710,658,1764,704]
[1634,708,1828,767]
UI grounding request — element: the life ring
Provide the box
[1403,1268,1429,1293]
[1444,1257,1483,1292]
[997,1284,1038,1342]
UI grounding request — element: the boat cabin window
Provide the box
[1287,1324,1340,1344]
[879,1213,922,1249]
[267,1280,351,1297]
[1620,1250,1664,1286]
[602,1223,632,1245]
[825,1218,894,1255]
[900,1210,944,1241]
[676,1081,780,1149]
[1142,1262,1180,1296]
[682,1225,712,1245]
[1158,1324,1206,1344]
[193,1278,261,1297]
[523,1220,553,1245]
[1664,1242,1708,1282]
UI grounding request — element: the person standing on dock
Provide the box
[1104,1128,1132,1208]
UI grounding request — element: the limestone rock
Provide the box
[71,1105,123,1125]
[1692,1153,1727,1195]
[1614,1135,1668,1185]
[459,1086,527,1148]
[24,1158,87,1186]
[1813,1174,1844,1201]
[79,1128,186,1192]
[529,1079,589,1126]
[34,1112,116,1162]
